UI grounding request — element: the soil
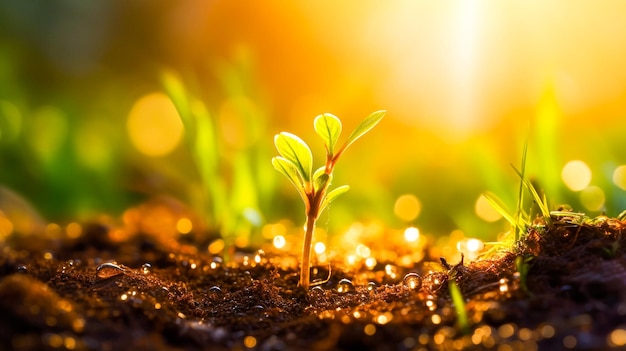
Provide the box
[1,206,626,351]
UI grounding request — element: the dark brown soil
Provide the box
[1,209,625,351]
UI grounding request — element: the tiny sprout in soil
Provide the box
[272,110,385,289]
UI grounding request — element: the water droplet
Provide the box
[208,286,223,294]
[96,262,125,280]
[336,278,355,294]
[402,272,423,291]
[367,282,377,292]
[141,263,152,274]
[16,265,27,273]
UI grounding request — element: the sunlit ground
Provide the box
[0,1,626,249]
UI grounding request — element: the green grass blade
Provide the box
[481,192,518,228]
[274,132,313,183]
[314,113,342,156]
[342,110,385,153]
[514,130,529,241]
[511,165,551,218]
[449,280,470,334]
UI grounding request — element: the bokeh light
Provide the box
[1,2,626,242]
[474,195,503,222]
[394,194,422,222]
[404,227,420,243]
[579,186,605,212]
[612,165,626,191]
[273,235,286,250]
[561,160,592,191]
[127,93,184,157]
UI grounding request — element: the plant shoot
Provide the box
[272,110,385,289]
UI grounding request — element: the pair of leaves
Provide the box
[272,110,385,213]
[313,110,385,159]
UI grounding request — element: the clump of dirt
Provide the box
[1,211,625,350]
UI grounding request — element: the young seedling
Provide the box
[272,110,385,289]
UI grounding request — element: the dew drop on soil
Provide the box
[367,282,377,291]
[16,265,27,273]
[336,278,355,294]
[208,286,223,294]
[95,262,125,280]
[402,272,422,291]
[141,263,152,274]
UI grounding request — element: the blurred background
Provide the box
[1,1,626,246]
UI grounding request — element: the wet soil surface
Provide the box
[1,212,626,351]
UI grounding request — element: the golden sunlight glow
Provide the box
[404,227,420,242]
[65,222,82,239]
[176,218,193,234]
[0,213,13,241]
[273,235,286,249]
[356,244,371,258]
[613,165,626,191]
[394,194,422,222]
[609,328,626,347]
[579,186,605,212]
[208,239,225,254]
[475,195,502,222]
[127,93,184,157]
[561,160,592,191]
[457,238,484,261]
[314,242,326,255]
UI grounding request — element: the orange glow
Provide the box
[127,93,184,157]
[394,194,422,222]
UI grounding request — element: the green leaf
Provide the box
[274,132,313,183]
[272,156,307,201]
[319,185,349,214]
[313,166,331,192]
[314,113,342,156]
[343,110,385,153]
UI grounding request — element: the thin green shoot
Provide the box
[511,165,550,220]
[515,255,533,296]
[448,280,470,334]
[272,111,385,289]
[514,131,529,242]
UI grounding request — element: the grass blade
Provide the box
[449,280,470,334]
[481,192,518,228]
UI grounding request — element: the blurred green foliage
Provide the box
[0,1,625,245]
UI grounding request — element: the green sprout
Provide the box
[448,280,470,334]
[272,110,385,289]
